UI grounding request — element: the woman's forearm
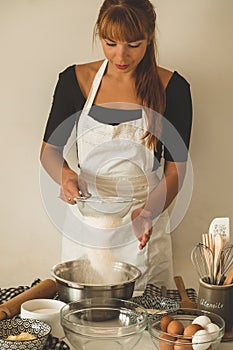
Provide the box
[144,161,186,218]
[40,141,89,202]
[40,141,76,185]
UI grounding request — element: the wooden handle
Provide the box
[213,234,223,282]
[174,276,189,301]
[0,310,7,320]
[223,265,233,285]
[0,279,57,321]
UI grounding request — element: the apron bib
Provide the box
[62,59,174,290]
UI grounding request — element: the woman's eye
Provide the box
[106,42,116,47]
[104,41,142,48]
[128,43,141,48]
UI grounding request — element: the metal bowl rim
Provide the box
[51,259,142,288]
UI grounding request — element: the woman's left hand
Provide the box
[131,207,153,250]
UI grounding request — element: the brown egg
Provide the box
[167,320,184,336]
[159,332,176,350]
[174,338,192,350]
[160,315,174,332]
[183,324,204,338]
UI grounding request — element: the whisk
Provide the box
[216,244,233,285]
[191,243,214,284]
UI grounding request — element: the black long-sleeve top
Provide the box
[43,65,192,165]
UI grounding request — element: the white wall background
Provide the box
[1,0,232,289]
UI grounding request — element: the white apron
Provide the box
[62,59,174,290]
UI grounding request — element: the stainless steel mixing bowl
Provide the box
[51,259,142,303]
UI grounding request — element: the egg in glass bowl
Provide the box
[60,297,148,350]
[148,308,225,350]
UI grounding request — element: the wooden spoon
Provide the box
[174,276,197,308]
[223,265,233,285]
[213,234,224,283]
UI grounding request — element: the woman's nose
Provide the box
[116,45,129,61]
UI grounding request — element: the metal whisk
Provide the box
[191,243,214,284]
[216,244,233,285]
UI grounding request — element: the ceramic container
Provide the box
[21,299,65,339]
[198,278,233,332]
[0,318,51,350]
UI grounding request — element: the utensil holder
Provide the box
[198,278,233,332]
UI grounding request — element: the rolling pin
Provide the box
[0,279,57,321]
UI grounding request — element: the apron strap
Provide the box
[75,59,108,147]
[84,59,108,111]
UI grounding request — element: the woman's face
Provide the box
[101,37,148,74]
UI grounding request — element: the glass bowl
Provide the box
[148,308,225,350]
[0,318,51,350]
[61,298,148,350]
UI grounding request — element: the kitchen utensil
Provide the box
[61,298,147,350]
[191,243,214,283]
[223,265,233,285]
[221,244,233,266]
[202,232,214,253]
[213,234,224,283]
[51,259,141,303]
[0,279,57,321]
[209,217,230,246]
[217,244,233,284]
[74,196,142,224]
[148,308,225,350]
[174,276,197,308]
[74,196,137,204]
[74,196,141,215]
[0,318,51,350]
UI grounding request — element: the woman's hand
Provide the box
[131,161,187,246]
[131,207,153,250]
[40,142,90,204]
[60,169,90,205]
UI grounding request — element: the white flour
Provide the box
[84,248,127,284]
[84,215,122,229]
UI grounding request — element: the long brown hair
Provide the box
[94,0,166,149]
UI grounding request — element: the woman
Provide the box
[40,0,192,290]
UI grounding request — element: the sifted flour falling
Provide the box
[84,215,122,229]
[84,248,127,284]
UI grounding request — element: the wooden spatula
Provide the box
[223,265,233,285]
[174,276,197,308]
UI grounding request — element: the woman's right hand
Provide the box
[60,168,90,204]
[40,142,90,204]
